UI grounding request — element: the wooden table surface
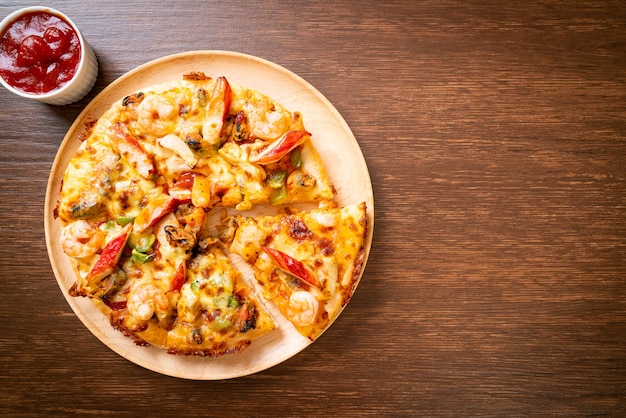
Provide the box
[1,1,625,416]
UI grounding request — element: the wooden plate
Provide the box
[44,50,374,379]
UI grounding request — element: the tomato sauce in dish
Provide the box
[0,10,81,94]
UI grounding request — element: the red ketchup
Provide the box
[0,10,81,94]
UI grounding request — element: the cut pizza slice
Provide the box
[227,201,367,340]
[108,73,336,212]
[164,241,275,356]
[94,220,275,357]
[210,78,336,210]
[215,134,336,211]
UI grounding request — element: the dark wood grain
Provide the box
[1,1,625,416]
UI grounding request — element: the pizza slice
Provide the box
[216,82,336,209]
[113,72,336,212]
[226,201,367,340]
[164,240,275,356]
[86,214,274,357]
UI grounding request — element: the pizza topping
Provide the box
[167,172,194,201]
[131,248,156,264]
[190,174,213,208]
[230,218,268,262]
[312,211,340,229]
[159,134,198,168]
[173,172,196,190]
[201,76,232,146]
[69,192,106,220]
[249,130,311,164]
[169,263,186,292]
[127,283,169,321]
[136,94,178,137]
[111,123,155,179]
[264,247,319,289]
[287,291,320,327]
[193,87,209,108]
[93,269,128,300]
[287,171,316,190]
[164,225,196,252]
[86,224,132,285]
[129,233,156,263]
[122,92,144,107]
[61,220,105,258]
[269,185,287,205]
[218,141,247,164]
[128,231,155,252]
[184,132,204,150]
[233,111,249,142]
[288,218,314,241]
[290,147,302,169]
[267,170,287,189]
[237,302,258,332]
[116,215,135,226]
[245,99,289,141]
[132,191,176,232]
[174,203,205,234]
[183,71,211,82]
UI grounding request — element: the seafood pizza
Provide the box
[54,72,367,356]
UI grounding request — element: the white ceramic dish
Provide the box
[44,51,374,379]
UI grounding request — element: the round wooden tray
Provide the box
[44,51,374,379]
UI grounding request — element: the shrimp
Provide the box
[61,220,105,258]
[127,283,169,321]
[136,94,178,136]
[244,98,290,141]
[287,290,320,327]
